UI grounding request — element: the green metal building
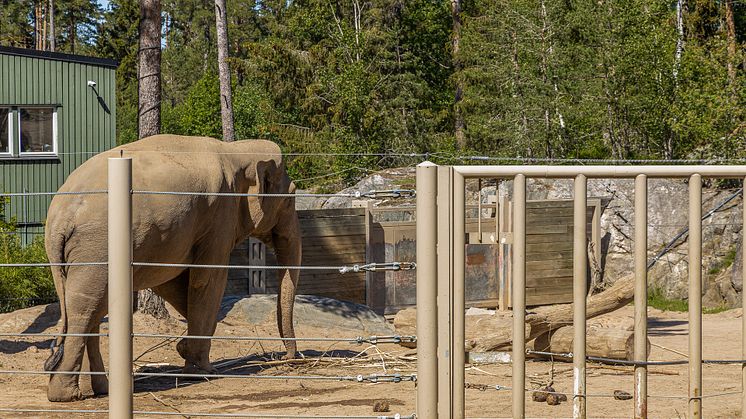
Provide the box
[0,46,117,242]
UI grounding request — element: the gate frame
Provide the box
[415,164,746,419]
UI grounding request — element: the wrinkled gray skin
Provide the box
[44,135,301,402]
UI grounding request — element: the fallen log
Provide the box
[532,325,649,361]
[466,273,635,352]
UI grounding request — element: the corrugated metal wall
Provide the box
[0,52,116,241]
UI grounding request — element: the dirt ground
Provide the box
[0,303,744,419]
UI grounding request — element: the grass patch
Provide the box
[708,246,738,275]
[647,287,730,314]
[647,287,688,312]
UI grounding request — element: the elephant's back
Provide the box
[47,135,232,253]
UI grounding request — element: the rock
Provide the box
[546,392,563,405]
[532,386,554,403]
[223,295,395,335]
[373,400,390,412]
[499,178,743,306]
[613,390,633,400]
[733,238,743,294]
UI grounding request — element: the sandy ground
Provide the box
[0,303,744,419]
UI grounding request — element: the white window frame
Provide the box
[0,108,11,157]
[18,106,58,158]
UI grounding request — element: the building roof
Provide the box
[0,46,118,69]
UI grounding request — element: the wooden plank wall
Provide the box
[228,208,368,304]
[502,199,601,307]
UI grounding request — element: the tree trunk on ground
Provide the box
[451,0,465,149]
[138,0,162,139]
[466,273,635,352]
[215,0,235,141]
[532,324,649,361]
[137,0,168,318]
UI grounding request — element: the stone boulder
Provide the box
[223,295,396,335]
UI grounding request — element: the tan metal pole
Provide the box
[512,174,526,419]
[743,177,746,419]
[454,172,466,419]
[454,165,746,179]
[416,162,438,419]
[634,174,648,419]
[437,166,454,418]
[108,158,133,419]
[573,174,587,419]
[688,174,702,419]
[477,178,482,243]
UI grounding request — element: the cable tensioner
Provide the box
[355,189,416,199]
[339,262,416,274]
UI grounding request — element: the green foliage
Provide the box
[646,287,729,314]
[89,0,746,185]
[647,287,689,312]
[0,203,55,314]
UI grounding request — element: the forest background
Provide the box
[2,0,746,188]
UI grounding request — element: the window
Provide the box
[19,107,57,155]
[0,106,58,158]
[0,108,10,155]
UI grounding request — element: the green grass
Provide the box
[708,246,738,275]
[647,287,689,312]
[646,287,729,314]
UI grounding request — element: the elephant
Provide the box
[43,134,301,402]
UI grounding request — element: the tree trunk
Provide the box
[137,0,168,318]
[214,0,235,141]
[49,0,55,52]
[533,325,649,361]
[725,0,737,93]
[451,0,465,149]
[138,0,162,139]
[136,288,170,319]
[466,272,635,352]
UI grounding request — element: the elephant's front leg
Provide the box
[272,205,302,360]
[176,266,228,374]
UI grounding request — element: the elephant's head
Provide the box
[234,139,302,359]
[228,139,294,234]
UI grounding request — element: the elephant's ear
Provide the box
[252,158,280,195]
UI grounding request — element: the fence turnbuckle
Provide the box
[339,262,416,274]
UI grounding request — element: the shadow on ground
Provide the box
[133,349,361,394]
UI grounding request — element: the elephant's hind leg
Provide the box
[178,265,228,375]
[47,267,107,402]
[86,322,108,396]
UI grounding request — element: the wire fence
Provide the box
[0,183,419,418]
[3,161,746,418]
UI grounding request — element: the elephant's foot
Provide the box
[47,382,83,402]
[90,375,109,396]
[281,342,297,360]
[182,361,218,376]
[176,338,215,376]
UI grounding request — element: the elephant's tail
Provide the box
[43,230,68,372]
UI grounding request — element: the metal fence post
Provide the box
[634,174,648,419]
[108,157,133,419]
[688,174,702,419]
[453,171,466,419]
[437,166,454,418]
[743,176,746,419]
[573,174,587,419]
[416,162,438,419]
[512,173,526,419]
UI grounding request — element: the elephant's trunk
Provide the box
[273,200,302,359]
